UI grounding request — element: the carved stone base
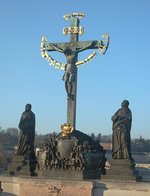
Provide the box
[102,159,139,181]
[37,168,101,180]
[0,176,94,196]
[5,155,37,176]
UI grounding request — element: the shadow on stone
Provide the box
[1,192,17,196]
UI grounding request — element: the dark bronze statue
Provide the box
[51,44,92,99]
[37,124,106,176]
[111,100,133,160]
[41,12,109,128]
[16,103,35,156]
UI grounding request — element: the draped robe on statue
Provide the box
[111,106,132,160]
[16,110,35,156]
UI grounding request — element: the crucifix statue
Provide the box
[40,12,109,129]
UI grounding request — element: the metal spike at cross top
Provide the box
[40,12,109,129]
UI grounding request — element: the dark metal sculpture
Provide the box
[16,103,35,155]
[16,103,37,176]
[111,100,134,161]
[40,12,109,129]
[37,124,106,175]
[50,44,92,100]
[38,13,108,179]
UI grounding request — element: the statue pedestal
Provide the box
[37,168,101,180]
[102,159,139,181]
[6,155,37,176]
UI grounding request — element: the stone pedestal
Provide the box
[6,155,37,176]
[102,159,138,181]
[1,176,150,196]
[38,168,101,180]
[0,176,93,196]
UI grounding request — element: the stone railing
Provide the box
[136,164,150,181]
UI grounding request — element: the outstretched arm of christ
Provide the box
[51,44,64,53]
[77,42,93,53]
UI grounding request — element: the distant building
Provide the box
[101,143,112,150]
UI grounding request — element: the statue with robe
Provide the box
[16,103,35,156]
[111,100,133,160]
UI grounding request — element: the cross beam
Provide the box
[44,40,102,52]
[41,13,109,129]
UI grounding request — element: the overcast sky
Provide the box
[0,0,150,138]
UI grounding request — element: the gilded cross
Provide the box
[41,13,109,129]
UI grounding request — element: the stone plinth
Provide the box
[6,155,37,177]
[102,159,138,181]
[0,176,93,196]
[1,176,150,196]
[6,156,31,176]
[37,169,101,180]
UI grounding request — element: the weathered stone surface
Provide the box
[0,176,93,196]
[102,159,138,181]
[0,176,19,195]
[19,183,92,196]
[6,156,32,176]
[1,176,150,196]
[38,168,101,180]
[94,181,150,196]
